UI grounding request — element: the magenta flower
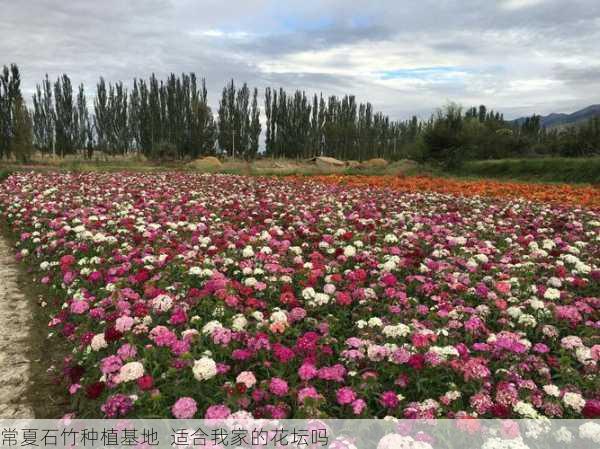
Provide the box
[269,377,289,397]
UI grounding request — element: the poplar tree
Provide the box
[31,75,55,155]
[76,83,92,156]
[94,77,110,153]
[0,64,22,159]
[54,74,76,156]
[10,96,33,162]
[249,87,261,160]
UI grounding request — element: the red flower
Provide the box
[491,404,510,418]
[104,326,122,343]
[137,375,154,391]
[85,381,105,399]
[582,399,600,418]
[68,365,85,383]
[407,354,425,370]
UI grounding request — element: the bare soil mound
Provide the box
[187,156,222,170]
[309,156,345,168]
[360,158,389,168]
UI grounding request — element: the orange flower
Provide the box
[291,175,600,209]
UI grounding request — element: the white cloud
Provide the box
[499,0,546,11]
[1,0,599,120]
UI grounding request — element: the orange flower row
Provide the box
[294,175,600,209]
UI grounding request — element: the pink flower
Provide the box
[115,316,134,333]
[100,355,122,374]
[70,300,89,314]
[317,364,346,382]
[204,404,231,419]
[101,394,133,418]
[336,387,356,405]
[298,387,321,403]
[495,281,511,295]
[148,326,177,347]
[117,343,137,360]
[380,391,400,409]
[236,371,257,388]
[269,377,289,396]
[298,362,318,380]
[172,397,197,419]
[351,399,366,415]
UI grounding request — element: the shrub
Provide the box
[150,141,178,162]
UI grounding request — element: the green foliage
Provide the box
[10,97,34,163]
[32,74,55,155]
[54,74,77,156]
[0,64,22,159]
[3,63,600,164]
[262,88,422,161]
[217,80,261,159]
[150,141,178,162]
[422,103,467,168]
[453,157,600,184]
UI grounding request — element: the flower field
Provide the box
[0,171,598,419]
[301,175,600,209]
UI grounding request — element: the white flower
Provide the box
[356,320,367,329]
[575,346,594,366]
[244,277,257,287]
[553,427,573,443]
[192,356,217,381]
[507,306,522,318]
[384,234,398,243]
[544,288,561,300]
[301,287,315,299]
[343,245,356,257]
[563,392,585,412]
[242,246,254,258]
[579,422,600,444]
[575,261,591,274]
[377,434,432,449]
[151,294,173,312]
[475,254,489,264]
[367,317,383,328]
[518,314,537,327]
[381,259,397,272]
[188,266,202,275]
[429,345,460,359]
[547,277,562,288]
[514,400,538,418]
[382,324,411,338]
[90,333,107,351]
[202,320,223,335]
[529,298,545,310]
[312,292,330,306]
[543,384,560,397]
[231,314,248,331]
[116,362,144,383]
[270,310,288,324]
[482,437,530,449]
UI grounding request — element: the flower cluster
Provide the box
[0,172,598,419]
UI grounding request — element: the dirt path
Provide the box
[0,235,35,417]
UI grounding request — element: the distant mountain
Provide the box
[511,104,600,129]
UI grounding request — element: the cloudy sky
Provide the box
[2,0,599,120]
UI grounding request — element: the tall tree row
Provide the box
[263,88,421,161]
[2,64,599,162]
[1,64,33,161]
[217,80,261,160]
